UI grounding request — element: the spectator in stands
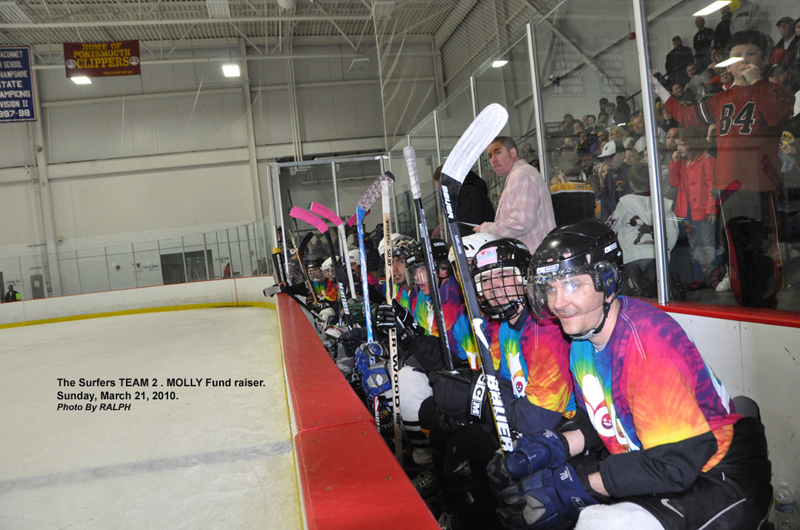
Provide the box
[624,146,641,167]
[550,153,599,226]
[771,16,798,68]
[4,284,21,302]
[610,125,633,148]
[671,81,697,105]
[434,166,495,237]
[768,64,799,93]
[578,129,599,156]
[658,108,680,132]
[670,127,719,291]
[597,140,632,222]
[582,114,597,129]
[666,36,694,86]
[614,95,631,124]
[694,17,716,69]
[685,62,707,100]
[713,6,733,48]
[607,162,679,297]
[476,136,556,253]
[730,0,762,34]
[654,30,793,308]
[665,126,680,151]
[631,112,667,153]
[595,128,609,151]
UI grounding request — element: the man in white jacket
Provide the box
[606,162,678,297]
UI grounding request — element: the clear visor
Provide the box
[527,271,594,317]
[308,266,324,282]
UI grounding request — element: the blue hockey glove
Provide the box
[354,342,386,378]
[487,449,513,497]
[361,359,392,401]
[340,328,368,358]
[504,429,569,479]
[496,464,598,530]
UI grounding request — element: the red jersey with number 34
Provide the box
[665,79,792,193]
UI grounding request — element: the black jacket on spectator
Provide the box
[665,45,694,86]
[457,170,496,237]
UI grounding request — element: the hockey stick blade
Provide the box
[440,103,508,185]
[290,207,329,234]
[310,203,343,227]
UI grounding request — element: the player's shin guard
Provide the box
[399,365,433,467]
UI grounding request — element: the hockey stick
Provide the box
[310,202,357,302]
[404,145,455,372]
[354,173,394,342]
[290,230,318,305]
[381,178,403,460]
[438,103,514,453]
[289,207,353,327]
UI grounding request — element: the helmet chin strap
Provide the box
[567,298,613,341]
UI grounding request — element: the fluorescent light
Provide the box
[222,64,240,77]
[715,57,743,67]
[693,1,730,17]
[71,76,92,85]
[492,60,508,68]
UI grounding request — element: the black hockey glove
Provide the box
[430,367,486,423]
[375,300,422,349]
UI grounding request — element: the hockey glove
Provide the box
[347,297,366,327]
[430,368,487,423]
[496,464,597,530]
[355,342,387,378]
[504,429,569,479]
[362,359,393,401]
[339,328,368,358]
[376,300,423,348]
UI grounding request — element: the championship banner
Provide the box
[63,40,141,78]
[0,46,35,123]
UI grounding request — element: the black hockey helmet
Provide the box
[527,219,623,339]
[470,238,531,321]
[430,238,453,279]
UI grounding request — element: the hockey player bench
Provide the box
[277,293,438,530]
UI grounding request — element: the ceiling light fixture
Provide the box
[222,64,240,77]
[492,60,509,68]
[71,76,92,85]
[692,1,730,17]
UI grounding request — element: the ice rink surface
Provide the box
[0,307,301,530]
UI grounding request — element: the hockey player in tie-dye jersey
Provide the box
[487,219,771,530]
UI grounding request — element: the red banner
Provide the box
[63,40,141,78]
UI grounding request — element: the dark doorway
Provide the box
[160,250,213,285]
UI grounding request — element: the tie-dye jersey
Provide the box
[414,291,435,335]
[322,280,339,302]
[439,276,479,368]
[484,311,573,416]
[311,280,327,301]
[569,296,740,471]
[380,282,416,313]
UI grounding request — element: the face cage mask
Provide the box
[475,266,527,321]
[528,264,619,340]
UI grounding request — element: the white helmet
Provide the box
[448,232,498,268]
[348,249,361,263]
[321,257,334,272]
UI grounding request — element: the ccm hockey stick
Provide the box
[438,103,514,453]
[310,202,357,302]
[403,145,455,372]
[289,207,353,327]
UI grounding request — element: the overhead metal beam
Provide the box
[32,52,362,68]
[0,14,372,29]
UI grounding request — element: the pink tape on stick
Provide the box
[310,203,343,226]
[289,207,329,234]
[347,210,370,227]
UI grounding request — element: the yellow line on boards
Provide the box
[0,301,277,329]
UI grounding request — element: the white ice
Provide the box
[0,307,301,530]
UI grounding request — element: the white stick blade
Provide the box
[403,146,422,200]
[441,103,508,185]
